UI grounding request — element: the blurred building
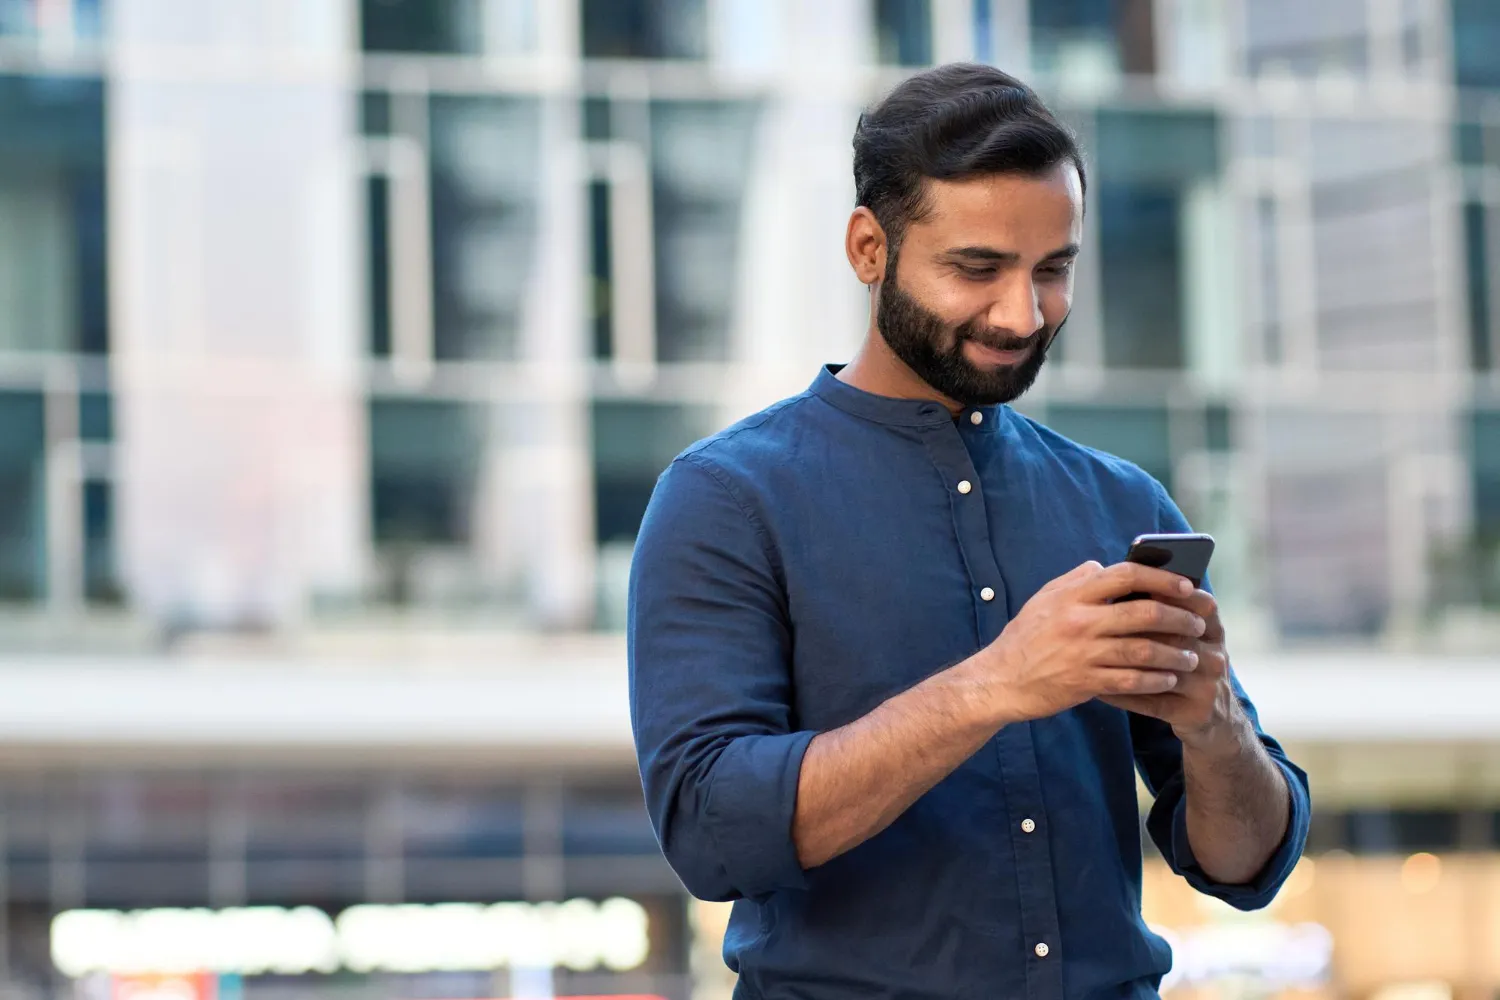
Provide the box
[0,0,1497,998]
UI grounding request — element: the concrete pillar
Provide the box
[109,0,366,630]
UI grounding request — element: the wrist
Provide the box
[951,647,1024,731]
[1177,707,1250,759]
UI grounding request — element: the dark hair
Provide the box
[853,63,1086,260]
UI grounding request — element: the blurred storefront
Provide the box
[0,766,690,1000]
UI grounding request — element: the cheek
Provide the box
[1039,281,1074,327]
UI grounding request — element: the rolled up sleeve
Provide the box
[1133,695,1312,911]
[1132,478,1312,911]
[627,455,814,902]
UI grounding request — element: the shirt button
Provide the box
[956,480,972,494]
[1034,942,1050,958]
[980,587,995,602]
[1021,817,1036,834]
[969,410,983,425]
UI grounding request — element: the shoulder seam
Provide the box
[676,392,812,463]
[675,453,785,581]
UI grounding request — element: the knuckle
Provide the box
[1135,602,1166,629]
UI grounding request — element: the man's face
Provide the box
[876,163,1083,407]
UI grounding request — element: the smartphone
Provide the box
[1115,532,1215,602]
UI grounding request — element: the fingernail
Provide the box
[1178,579,1193,594]
[1183,650,1199,667]
[1164,674,1178,688]
[1195,616,1207,635]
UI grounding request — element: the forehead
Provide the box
[908,164,1083,248]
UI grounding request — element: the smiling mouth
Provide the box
[964,340,1033,365]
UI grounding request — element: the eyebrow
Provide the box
[941,243,1081,264]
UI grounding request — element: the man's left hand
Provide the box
[1100,587,1245,752]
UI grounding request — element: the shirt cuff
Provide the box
[703,729,818,899]
[1157,757,1311,912]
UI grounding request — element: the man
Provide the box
[628,64,1310,999]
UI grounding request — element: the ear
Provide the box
[845,207,888,286]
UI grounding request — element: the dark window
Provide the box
[589,180,613,359]
[651,100,762,362]
[369,398,481,547]
[874,0,933,66]
[0,74,108,354]
[361,90,391,136]
[1093,109,1220,371]
[361,0,479,54]
[1473,408,1500,543]
[429,95,541,361]
[1030,0,1154,77]
[1453,0,1500,90]
[367,175,392,358]
[402,784,526,860]
[1098,184,1184,369]
[1204,403,1232,452]
[83,480,120,605]
[0,391,43,601]
[1466,202,1492,372]
[581,0,707,60]
[562,787,659,856]
[1344,809,1460,854]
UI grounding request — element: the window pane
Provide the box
[1453,0,1500,90]
[0,391,43,601]
[1098,183,1184,369]
[581,0,707,59]
[1096,108,1220,185]
[873,0,932,67]
[651,100,762,362]
[361,0,535,55]
[0,75,108,354]
[1466,203,1492,373]
[1030,0,1119,80]
[369,398,481,547]
[429,95,541,361]
[1474,409,1500,541]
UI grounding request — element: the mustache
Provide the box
[956,326,1048,354]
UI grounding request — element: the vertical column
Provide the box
[109,0,367,630]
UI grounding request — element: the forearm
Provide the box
[1182,712,1291,885]
[792,656,1007,869]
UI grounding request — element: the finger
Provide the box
[1078,562,1197,604]
[1099,693,1177,719]
[1149,589,1218,620]
[1041,559,1103,594]
[1094,637,1201,672]
[1096,599,1207,640]
[1133,633,1205,654]
[1095,668,1179,696]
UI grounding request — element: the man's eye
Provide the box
[1038,264,1074,278]
[956,266,995,279]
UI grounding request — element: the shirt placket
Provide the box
[923,418,1066,1000]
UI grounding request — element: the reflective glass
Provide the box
[581,0,707,59]
[651,100,762,363]
[429,95,541,361]
[873,0,932,67]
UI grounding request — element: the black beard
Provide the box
[876,273,1060,407]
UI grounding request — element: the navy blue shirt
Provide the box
[628,366,1310,1000]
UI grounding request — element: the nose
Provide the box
[985,275,1045,339]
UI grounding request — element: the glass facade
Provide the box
[0,0,1489,639]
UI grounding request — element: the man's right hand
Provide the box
[975,560,1208,725]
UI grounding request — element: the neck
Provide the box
[837,325,966,418]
